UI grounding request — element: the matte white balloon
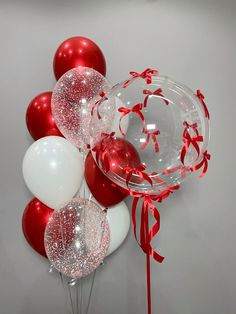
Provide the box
[106,202,130,256]
[23,136,84,210]
[79,180,130,256]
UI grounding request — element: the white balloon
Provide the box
[79,180,130,256]
[106,202,130,256]
[111,97,129,137]
[23,136,84,210]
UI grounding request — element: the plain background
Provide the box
[0,0,235,313]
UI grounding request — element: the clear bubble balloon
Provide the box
[44,198,110,279]
[90,70,210,194]
[51,66,115,152]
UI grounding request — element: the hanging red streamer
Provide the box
[190,150,211,177]
[196,89,210,119]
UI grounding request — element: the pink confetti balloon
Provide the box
[44,198,110,279]
[51,66,114,151]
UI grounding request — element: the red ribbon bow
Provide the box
[122,68,158,88]
[143,88,169,107]
[91,92,107,119]
[183,121,199,136]
[196,89,210,119]
[190,150,211,177]
[92,132,115,172]
[141,128,160,152]
[123,164,153,188]
[118,103,145,136]
[180,121,203,165]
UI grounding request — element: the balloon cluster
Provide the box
[22,36,211,313]
[23,37,131,279]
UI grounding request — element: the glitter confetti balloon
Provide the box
[91,69,210,194]
[44,198,110,279]
[51,66,114,151]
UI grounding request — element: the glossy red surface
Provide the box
[26,91,62,140]
[22,198,53,258]
[85,151,129,207]
[53,36,106,80]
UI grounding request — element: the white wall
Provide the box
[0,0,235,313]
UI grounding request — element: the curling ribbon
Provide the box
[143,88,169,107]
[190,150,211,177]
[124,165,179,314]
[196,90,210,119]
[118,103,145,136]
[122,68,158,88]
[92,132,115,172]
[180,121,203,165]
[91,92,107,119]
[141,128,160,152]
[131,187,179,314]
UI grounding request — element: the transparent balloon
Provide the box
[90,71,210,194]
[51,66,115,152]
[44,198,110,279]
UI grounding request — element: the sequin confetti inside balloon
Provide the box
[51,66,115,152]
[44,198,110,279]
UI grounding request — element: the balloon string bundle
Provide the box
[22,36,211,314]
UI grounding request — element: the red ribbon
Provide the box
[123,164,180,314]
[123,164,153,188]
[180,121,203,165]
[143,88,169,107]
[118,103,145,136]
[196,89,210,119]
[190,150,211,177]
[141,128,160,152]
[122,68,158,88]
[92,132,115,172]
[183,121,199,136]
[131,184,179,314]
[91,92,107,119]
[162,165,187,178]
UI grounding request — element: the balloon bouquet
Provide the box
[22,37,210,314]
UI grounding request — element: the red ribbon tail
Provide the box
[152,134,159,152]
[145,211,152,314]
[144,96,148,107]
[141,133,149,150]
[119,114,126,136]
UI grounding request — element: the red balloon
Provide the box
[85,138,141,207]
[53,37,106,81]
[22,198,53,258]
[85,152,127,207]
[26,92,63,140]
[96,137,142,178]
